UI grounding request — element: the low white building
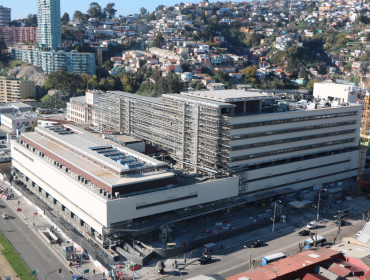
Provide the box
[67,90,103,123]
[207,83,225,90]
[1,113,37,134]
[313,83,357,104]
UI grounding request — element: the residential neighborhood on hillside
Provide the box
[3,0,370,280]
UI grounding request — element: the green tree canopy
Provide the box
[140,7,147,15]
[87,2,105,19]
[0,36,9,63]
[154,32,164,48]
[61,12,70,24]
[104,3,117,19]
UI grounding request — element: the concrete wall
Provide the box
[106,177,239,226]
[313,83,357,104]
[11,141,107,234]
[12,139,239,233]
[229,105,361,166]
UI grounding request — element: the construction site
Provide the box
[10,85,370,268]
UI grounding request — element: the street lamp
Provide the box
[272,200,281,232]
[317,189,327,220]
[243,245,251,270]
[176,269,183,280]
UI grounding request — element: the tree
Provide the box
[154,32,164,48]
[121,76,137,93]
[299,68,307,79]
[87,2,103,19]
[73,10,84,20]
[275,21,283,28]
[360,62,369,75]
[306,79,319,93]
[22,14,37,27]
[140,7,147,15]
[148,12,156,21]
[154,73,183,94]
[155,5,165,11]
[195,83,202,90]
[61,12,70,24]
[0,36,9,62]
[43,68,84,94]
[104,3,117,19]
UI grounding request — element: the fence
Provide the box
[10,180,115,270]
[152,219,272,259]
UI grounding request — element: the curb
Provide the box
[154,272,176,280]
[3,193,80,276]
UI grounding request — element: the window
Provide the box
[136,194,198,210]
[231,130,356,151]
[230,138,356,162]
[231,121,357,140]
[231,112,358,130]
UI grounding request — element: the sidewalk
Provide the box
[3,178,370,280]
[3,182,105,280]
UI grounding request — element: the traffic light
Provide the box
[59,269,62,273]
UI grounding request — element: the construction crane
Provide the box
[356,92,370,196]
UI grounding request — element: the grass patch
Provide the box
[40,94,50,102]
[0,231,36,280]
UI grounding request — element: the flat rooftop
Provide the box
[31,125,166,173]
[20,125,172,189]
[332,242,370,259]
[2,113,37,120]
[181,90,279,103]
[163,94,234,108]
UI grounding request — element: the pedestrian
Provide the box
[93,269,95,274]
[184,259,186,265]
[302,221,305,226]
[18,201,20,206]
[220,245,223,249]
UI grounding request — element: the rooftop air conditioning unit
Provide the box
[115,192,120,198]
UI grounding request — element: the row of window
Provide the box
[230,138,355,162]
[136,194,198,210]
[243,160,351,184]
[231,130,356,151]
[243,168,358,196]
[231,111,358,130]
[231,121,357,140]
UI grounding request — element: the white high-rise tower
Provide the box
[37,0,61,50]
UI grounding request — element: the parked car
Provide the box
[298,229,310,236]
[306,221,318,229]
[357,231,362,237]
[250,240,263,248]
[198,255,212,264]
[2,213,8,219]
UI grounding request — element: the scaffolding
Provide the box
[92,92,233,173]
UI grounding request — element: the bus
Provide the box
[261,252,287,266]
[304,236,326,249]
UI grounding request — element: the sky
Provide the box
[8,0,246,20]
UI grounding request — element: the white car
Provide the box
[2,213,8,219]
[306,221,318,229]
[357,231,362,237]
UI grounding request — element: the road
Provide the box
[168,219,364,280]
[0,199,71,280]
